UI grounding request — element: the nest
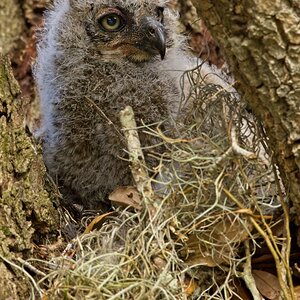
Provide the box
[23,64,293,299]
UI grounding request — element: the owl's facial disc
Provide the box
[91,7,167,62]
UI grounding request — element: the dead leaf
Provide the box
[109,186,142,210]
[294,286,300,300]
[183,216,252,267]
[84,211,116,234]
[252,270,281,299]
[270,218,284,238]
[232,278,252,300]
[182,233,224,267]
[212,216,252,244]
[185,253,220,267]
[184,276,198,297]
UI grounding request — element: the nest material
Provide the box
[29,64,292,299]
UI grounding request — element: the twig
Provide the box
[230,126,256,159]
[17,257,46,277]
[242,240,262,300]
[273,162,294,300]
[119,106,156,212]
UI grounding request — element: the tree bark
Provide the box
[190,0,300,221]
[0,0,25,55]
[0,1,60,297]
[0,54,59,299]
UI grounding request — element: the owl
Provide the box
[34,0,202,212]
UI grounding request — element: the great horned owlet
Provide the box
[34,0,195,211]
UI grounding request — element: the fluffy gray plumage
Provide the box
[34,0,210,211]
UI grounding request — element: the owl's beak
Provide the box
[142,17,166,60]
[153,26,166,60]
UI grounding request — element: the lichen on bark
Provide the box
[0,55,59,299]
[0,0,25,55]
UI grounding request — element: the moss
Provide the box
[0,226,13,236]
[0,55,59,298]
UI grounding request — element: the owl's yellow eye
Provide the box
[99,13,125,32]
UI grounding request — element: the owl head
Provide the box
[54,0,178,63]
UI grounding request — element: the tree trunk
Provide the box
[0,1,60,297]
[190,0,300,221]
[0,55,59,298]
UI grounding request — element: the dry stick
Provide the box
[17,258,46,277]
[119,106,155,211]
[242,240,262,300]
[230,126,256,159]
[260,126,294,298]
[249,175,294,299]
[254,201,294,300]
[272,162,294,299]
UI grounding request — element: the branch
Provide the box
[119,106,155,211]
